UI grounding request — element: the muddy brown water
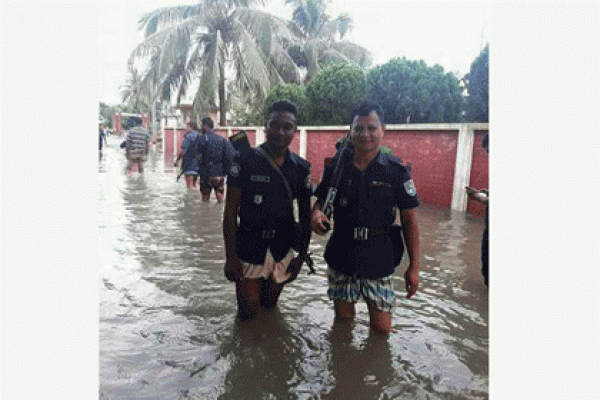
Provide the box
[99,136,488,399]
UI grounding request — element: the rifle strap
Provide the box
[257,146,315,273]
[257,146,294,209]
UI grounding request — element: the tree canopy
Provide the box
[285,0,371,83]
[366,57,463,124]
[129,0,299,125]
[264,83,310,125]
[465,44,489,122]
[123,0,487,128]
[305,62,367,125]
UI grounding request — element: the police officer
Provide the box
[223,100,312,319]
[197,117,236,202]
[174,121,201,190]
[311,101,421,334]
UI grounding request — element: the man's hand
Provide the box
[466,186,488,204]
[404,266,419,299]
[311,209,332,235]
[465,186,478,197]
[224,257,243,282]
[283,256,304,284]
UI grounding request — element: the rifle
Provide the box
[229,130,251,154]
[321,137,352,232]
[176,158,184,181]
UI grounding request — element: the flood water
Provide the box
[99,136,488,400]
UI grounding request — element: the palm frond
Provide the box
[129,17,200,64]
[175,33,212,104]
[319,48,351,65]
[160,57,187,102]
[230,20,271,98]
[330,41,372,67]
[194,30,225,108]
[333,13,352,39]
[204,0,268,10]
[266,43,301,83]
[304,42,322,82]
[138,4,204,37]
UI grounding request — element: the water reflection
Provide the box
[322,319,395,399]
[218,310,299,399]
[99,136,488,399]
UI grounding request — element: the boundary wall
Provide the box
[162,123,488,216]
[112,113,151,135]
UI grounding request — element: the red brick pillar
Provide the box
[113,114,122,134]
[142,114,151,130]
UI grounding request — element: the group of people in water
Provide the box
[221,99,487,335]
[175,117,237,203]
[108,99,489,335]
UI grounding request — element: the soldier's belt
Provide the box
[238,225,278,240]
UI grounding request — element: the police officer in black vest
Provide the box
[223,100,312,320]
[311,101,421,334]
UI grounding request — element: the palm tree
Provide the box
[120,65,151,112]
[285,0,372,82]
[129,0,300,126]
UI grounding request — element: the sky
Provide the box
[99,0,489,105]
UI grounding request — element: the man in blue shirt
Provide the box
[175,121,201,190]
[99,122,107,151]
[311,101,421,334]
[223,101,312,319]
[197,117,236,203]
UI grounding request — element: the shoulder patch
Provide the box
[404,179,417,196]
[229,161,241,177]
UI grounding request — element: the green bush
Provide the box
[306,63,367,125]
[264,83,310,125]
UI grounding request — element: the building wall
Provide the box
[305,128,348,182]
[301,127,458,209]
[163,124,489,216]
[112,113,151,135]
[386,130,458,208]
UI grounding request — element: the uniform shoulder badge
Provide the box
[229,161,241,177]
[404,179,417,196]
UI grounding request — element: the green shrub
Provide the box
[306,63,367,125]
[366,57,463,124]
[264,83,310,125]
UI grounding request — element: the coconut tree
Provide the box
[285,0,372,82]
[128,0,300,126]
[120,65,151,113]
